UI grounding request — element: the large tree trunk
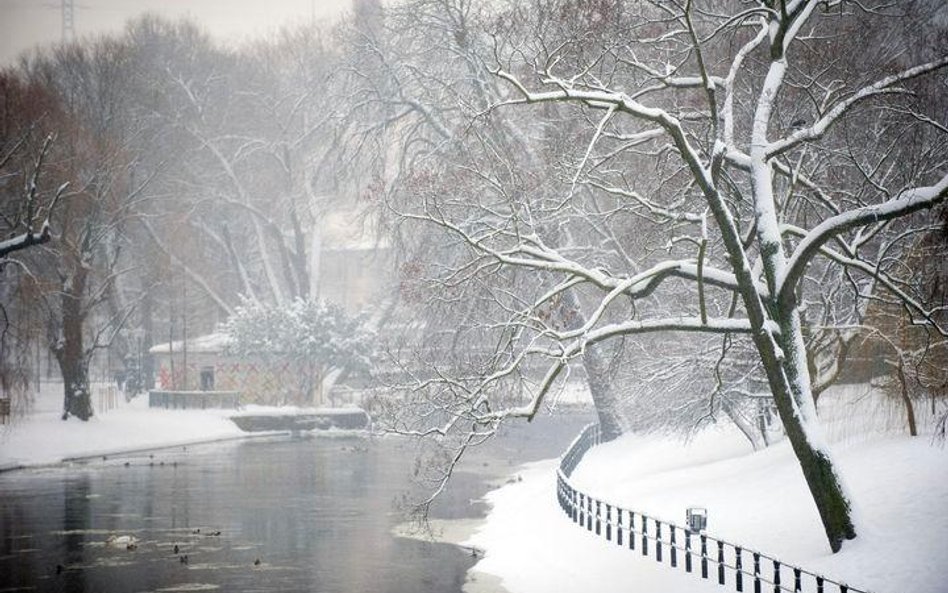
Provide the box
[769,304,856,552]
[56,273,93,421]
[559,288,625,441]
[581,342,625,442]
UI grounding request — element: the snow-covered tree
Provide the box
[3,38,163,421]
[388,0,948,552]
[338,0,632,440]
[223,298,375,405]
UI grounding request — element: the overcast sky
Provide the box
[0,0,353,65]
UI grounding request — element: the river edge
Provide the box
[0,427,376,474]
[390,409,595,593]
[392,471,524,593]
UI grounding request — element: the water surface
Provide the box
[0,412,590,593]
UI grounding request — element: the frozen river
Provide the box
[0,412,590,593]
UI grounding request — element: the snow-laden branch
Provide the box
[0,223,51,259]
[499,315,767,422]
[766,56,948,159]
[779,172,948,306]
[781,223,948,336]
[401,205,754,301]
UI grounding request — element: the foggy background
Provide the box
[0,0,352,65]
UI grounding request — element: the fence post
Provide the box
[629,511,635,551]
[840,586,848,593]
[685,530,692,573]
[656,521,663,563]
[816,575,824,593]
[773,560,781,593]
[735,547,743,592]
[753,552,761,593]
[617,506,624,546]
[641,515,649,556]
[572,487,579,523]
[595,500,602,536]
[718,540,725,585]
[587,496,593,531]
[578,493,585,527]
[606,504,612,541]
[794,568,801,592]
[670,526,677,568]
[700,534,708,579]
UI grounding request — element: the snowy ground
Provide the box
[0,381,249,471]
[465,387,948,593]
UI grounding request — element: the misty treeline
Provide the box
[1,0,946,552]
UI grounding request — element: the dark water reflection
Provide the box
[0,412,591,593]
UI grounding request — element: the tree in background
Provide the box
[0,72,66,415]
[223,298,375,406]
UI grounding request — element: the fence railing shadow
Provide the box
[555,424,869,593]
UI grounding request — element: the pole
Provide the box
[61,0,75,42]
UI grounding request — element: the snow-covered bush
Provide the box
[223,298,375,404]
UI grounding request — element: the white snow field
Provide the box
[466,385,948,593]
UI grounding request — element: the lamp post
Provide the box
[686,507,708,533]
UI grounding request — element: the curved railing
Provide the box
[555,424,869,593]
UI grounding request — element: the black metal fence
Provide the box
[555,424,869,593]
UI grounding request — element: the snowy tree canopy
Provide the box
[223,298,375,374]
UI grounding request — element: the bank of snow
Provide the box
[466,389,947,593]
[0,382,247,471]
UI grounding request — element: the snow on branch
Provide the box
[498,316,767,422]
[779,172,948,306]
[0,224,51,259]
[766,56,948,159]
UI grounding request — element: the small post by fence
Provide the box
[717,540,725,585]
[774,559,781,593]
[670,526,677,568]
[794,567,802,592]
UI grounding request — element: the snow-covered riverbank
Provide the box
[465,393,948,593]
[0,383,249,471]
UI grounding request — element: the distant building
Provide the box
[148,333,327,406]
[310,204,391,312]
